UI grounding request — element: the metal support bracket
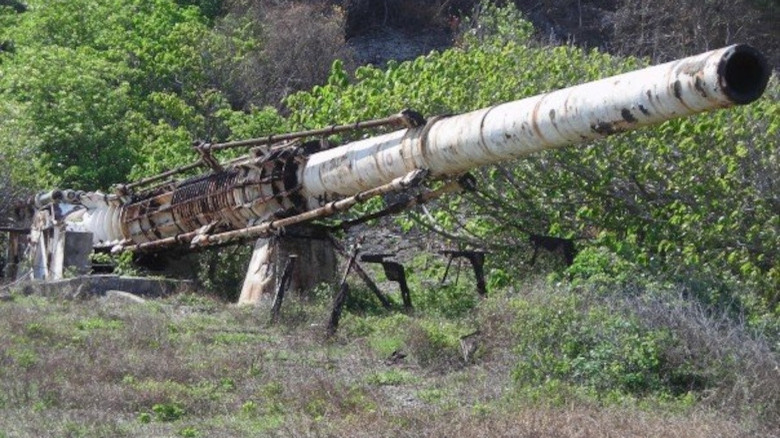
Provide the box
[440,250,488,297]
[193,141,224,172]
[360,253,412,310]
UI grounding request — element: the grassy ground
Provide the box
[0,282,776,437]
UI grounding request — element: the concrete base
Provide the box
[31,228,93,280]
[63,231,93,276]
[17,275,192,299]
[239,227,338,305]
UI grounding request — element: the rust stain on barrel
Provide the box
[694,76,708,98]
[530,97,547,141]
[673,80,683,100]
[672,80,694,111]
[621,108,637,123]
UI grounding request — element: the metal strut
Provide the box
[206,109,426,152]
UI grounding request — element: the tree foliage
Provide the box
[0,0,355,189]
[0,0,284,188]
[0,1,776,319]
[286,3,779,315]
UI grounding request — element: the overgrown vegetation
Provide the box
[0,1,778,436]
[287,3,778,325]
[0,281,776,436]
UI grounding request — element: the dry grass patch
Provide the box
[0,287,776,437]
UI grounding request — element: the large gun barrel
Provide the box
[26,44,771,266]
[302,44,769,199]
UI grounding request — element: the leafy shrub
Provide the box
[285,3,778,322]
[152,401,187,422]
[511,292,670,396]
[359,313,411,356]
[404,319,464,369]
[344,282,395,316]
[630,289,780,427]
[365,369,416,386]
[500,275,778,432]
[405,254,480,318]
[560,244,648,294]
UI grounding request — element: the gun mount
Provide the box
[15,45,771,303]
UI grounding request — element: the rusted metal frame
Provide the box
[440,250,488,297]
[191,169,429,246]
[123,173,287,225]
[327,239,362,337]
[270,255,297,323]
[207,110,425,152]
[282,155,309,212]
[138,179,179,197]
[268,154,288,212]
[331,177,465,232]
[122,140,294,199]
[118,169,428,253]
[195,171,241,229]
[328,235,391,310]
[130,182,303,237]
[192,141,224,172]
[361,253,413,310]
[218,151,262,169]
[240,185,303,220]
[121,160,206,194]
[134,200,162,242]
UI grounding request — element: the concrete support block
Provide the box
[239,226,337,305]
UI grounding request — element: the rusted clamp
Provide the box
[399,109,426,128]
[192,140,223,172]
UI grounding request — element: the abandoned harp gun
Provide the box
[22,45,771,301]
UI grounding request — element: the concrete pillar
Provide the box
[63,231,93,276]
[45,229,94,280]
[238,226,337,305]
[50,225,66,280]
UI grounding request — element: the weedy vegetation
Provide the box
[0,267,777,437]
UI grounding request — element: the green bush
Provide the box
[562,245,641,290]
[511,292,670,397]
[285,3,778,322]
[404,319,464,368]
[344,282,395,316]
[152,402,186,422]
[405,254,479,318]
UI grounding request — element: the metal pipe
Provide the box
[123,160,204,191]
[34,190,63,208]
[208,111,418,151]
[300,45,770,202]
